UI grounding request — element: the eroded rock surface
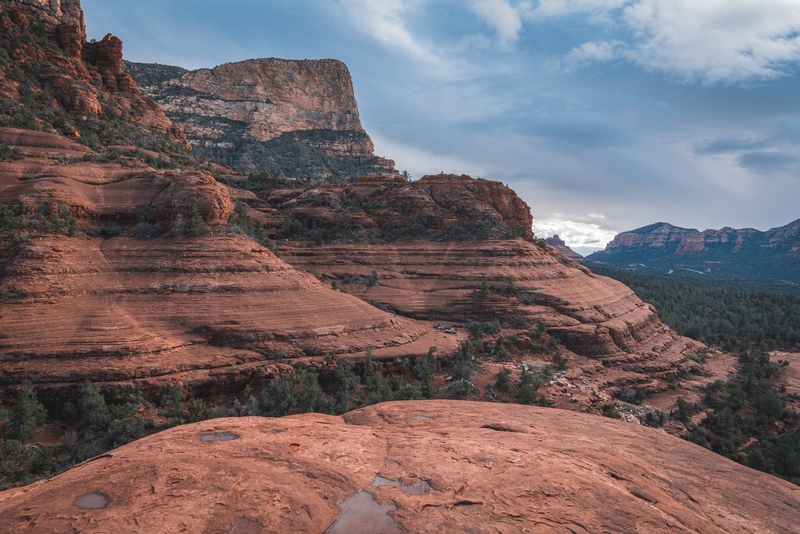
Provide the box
[128,59,395,177]
[0,0,184,143]
[0,129,455,400]
[1,400,798,533]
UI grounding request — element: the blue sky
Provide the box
[82,0,800,254]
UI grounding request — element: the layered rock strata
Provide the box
[127,59,395,177]
[0,128,455,401]
[1,400,798,533]
[253,174,707,408]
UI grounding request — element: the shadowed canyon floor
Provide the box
[1,400,799,533]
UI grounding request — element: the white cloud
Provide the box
[522,0,628,20]
[369,132,484,178]
[331,0,437,64]
[623,0,800,83]
[563,40,623,68]
[531,218,619,248]
[534,0,800,84]
[472,0,524,48]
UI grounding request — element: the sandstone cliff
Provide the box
[0,0,187,152]
[126,59,395,179]
[586,220,800,285]
[237,173,713,412]
[1,401,799,533]
[0,128,455,402]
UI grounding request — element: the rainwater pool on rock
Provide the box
[199,432,240,442]
[75,493,108,509]
[328,491,400,534]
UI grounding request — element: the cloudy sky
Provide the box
[83,0,800,254]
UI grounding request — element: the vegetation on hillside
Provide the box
[590,266,800,352]
[0,4,195,161]
[676,350,800,485]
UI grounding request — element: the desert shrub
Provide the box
[186,208,210,236]
[9,381,48,441]
[159,384,187,423]
[473,279,492,301]
[515,368,541,405]
[495,368,511,392]
[228,201,278,254]
[413,347,439,399]
[450,344,473,381]
[643,410,666,428]
[492,336,511,361]
[467,320,501,339]
[78,382,110,431]
[258,369,334,417]
[552,351,568,370]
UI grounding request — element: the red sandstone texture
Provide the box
[1,0,183,142]
[1,400,798,533]
[155,59,365,143]
[0,133,723,416]
[252,173,714,411]
[256,173,533,238]
[0,129,455,400]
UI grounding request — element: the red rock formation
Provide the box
[546,234,583,261]
[83,34,138,94]
[132,57,393,174]
[154,58,366,143]
[0,129,454,401]
[1,401,798,532]
[259,174,534,239]
[1,0,184,143]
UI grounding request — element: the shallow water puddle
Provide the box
[75,492,108,509]
[371,476,401,488]
[401,480,432,495]
[198,432,240,442]
[328,491,401,534]
[371,475,432,495]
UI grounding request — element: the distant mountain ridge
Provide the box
[585,219,800,287]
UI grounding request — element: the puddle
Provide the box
[371,475,432,495]
[75,492,108,509]
[411,415,431,421]
[402,481,432,496]
[229,516,262,534]
[199,432,240,442]
[371,476,401,488]
[328,491,401,534]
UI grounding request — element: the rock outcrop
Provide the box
[0,128,456,401]
[586,220,800,284]
[0,0,185,148]
[239,174,709,410]
[2,400,799,533]
[546,234,583,261]
[126,59,395,178]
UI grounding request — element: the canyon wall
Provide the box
[128,59,395,179]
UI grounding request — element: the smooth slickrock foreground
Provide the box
[0,400,798,533]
